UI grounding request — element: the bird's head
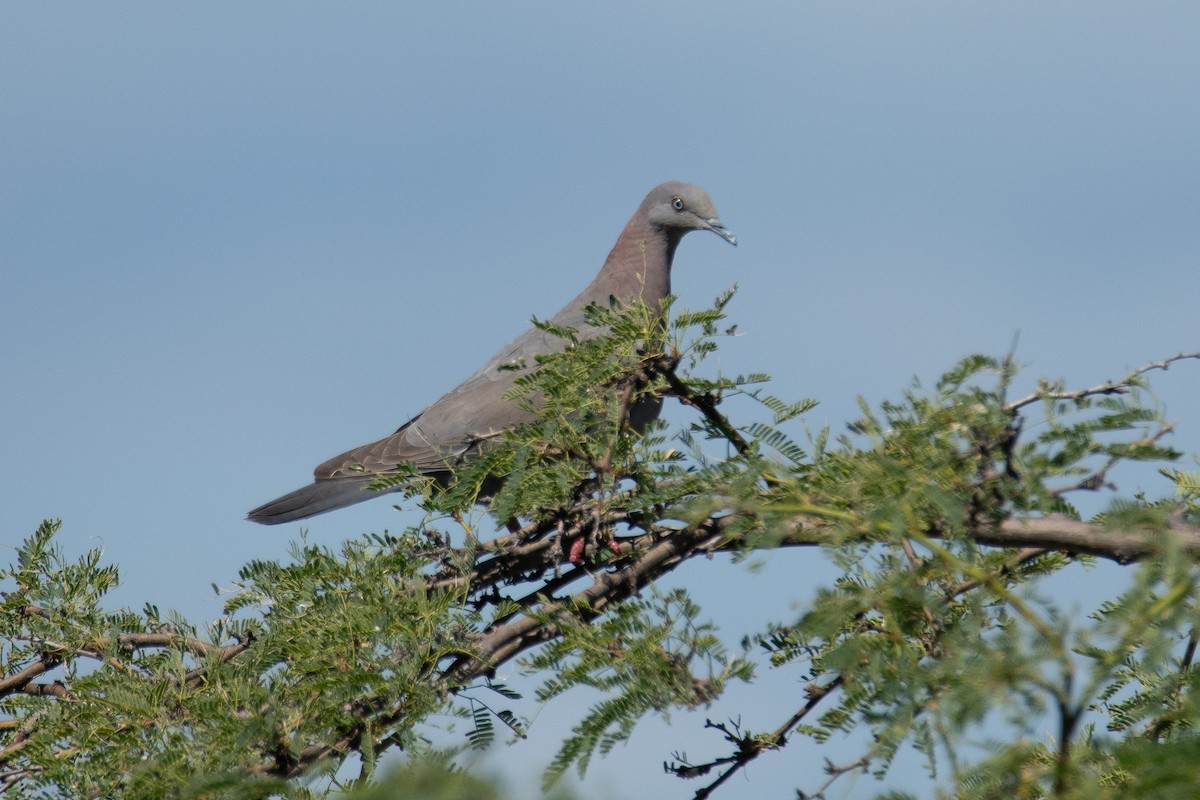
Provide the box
[642,181,737,246]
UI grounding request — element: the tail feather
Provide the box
[247,479,384,525]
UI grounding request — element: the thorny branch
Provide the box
[650,355,755,458]
[1006,351,1200,412]
[665,677,845,799]
[1048,422,1177,497]
[0,618,253,701]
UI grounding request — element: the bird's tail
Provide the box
[246,479,383,525]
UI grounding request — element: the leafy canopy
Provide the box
[2,290,1199,799]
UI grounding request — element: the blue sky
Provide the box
[3,4,1199,798]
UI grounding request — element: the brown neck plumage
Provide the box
[586,216,675,308]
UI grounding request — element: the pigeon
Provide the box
[247,181,736,524]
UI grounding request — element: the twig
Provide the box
[1007,352,1200,412]
[1048,424,1176,497]
[799,756,871,800]
[678,677,843,799]
[650,357,754,458]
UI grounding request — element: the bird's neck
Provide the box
[590,220,676,306]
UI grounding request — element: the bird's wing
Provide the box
[314,321,572,479]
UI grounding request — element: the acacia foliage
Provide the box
[2,291,1199,799]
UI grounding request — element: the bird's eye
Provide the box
[672,196,685,211]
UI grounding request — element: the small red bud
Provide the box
[568,537,585,563]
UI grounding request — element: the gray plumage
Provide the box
[247,181,735,525]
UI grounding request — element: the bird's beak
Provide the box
[705,217,737,246]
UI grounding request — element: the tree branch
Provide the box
[1007,352,1200,412]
